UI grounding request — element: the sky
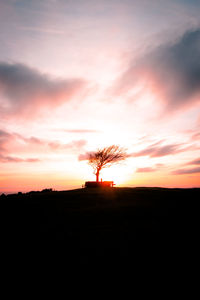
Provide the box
[0,0,200,193]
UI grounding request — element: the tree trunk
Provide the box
[96,169,100,182]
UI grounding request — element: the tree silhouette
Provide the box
[88,145,127,182]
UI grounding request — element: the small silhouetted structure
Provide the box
[85,181,115,188]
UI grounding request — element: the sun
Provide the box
[100,164,130,185]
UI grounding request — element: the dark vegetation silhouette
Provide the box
[87,145,127,182]
[0,187,199,269]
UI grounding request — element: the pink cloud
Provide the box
[136,163,164,173]
[0,62,87,117]
[14,133,43,145]
[130,143,182,158]
[112,29,200,112]
[60,129,101,134]
[0,128,87,163]
[0,130,45,155]
[191,132,200,141]
[48,139,87,151]
[187,158,200,165]
[78,152,93,161]
[0,154,40,163]
[172,167,200,175]
[136,167,156,173]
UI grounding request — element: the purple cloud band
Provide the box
[130,143,181,158]
[172,167,200,175]
[0,62,87,116]
[113,28,200,111]
[0,128,87,163]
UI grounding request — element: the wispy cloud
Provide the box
[0,129,12,152]
[172,167,200,175]
[186,158,200,165]
[0,130,44,154]
[48,139,87,151]
[57,129,101,134]
[0,128,87,163]
[136,163,164,173]
[113,28,200,112]
[136,167,157,173]
[0,130,41,162]
[78,151,94,161]
[14,133,43,145]
[130,142,182,158]
[0,154,40,163]
[191,132,200,141]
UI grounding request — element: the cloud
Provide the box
[60,129,100,134]
[187,158,200,165]
[114,28,200,111]
[0,129,41,162]
[136,167,156,173]
[15,134,87,151]
[172,167,200,175]
[0,128,87,163]
[0,62,87,116]
[0,129,12,152]
[0,130,44,154]
[25,158,40,162]
[136,163,164,173]
[78,151,94,161]
[0,129,10,138]
[14,133,43,145]
[191,132,200,140]
[0,154,40,163]
[131,143,181,158]
[48,139,87,151]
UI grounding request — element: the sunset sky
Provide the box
[0,0,200,193]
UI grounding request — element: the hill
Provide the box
[0,187,199,267]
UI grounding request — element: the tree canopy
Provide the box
[87,145,127,182]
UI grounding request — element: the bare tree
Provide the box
[88,145,127,182]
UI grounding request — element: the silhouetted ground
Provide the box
[0,187,199,269]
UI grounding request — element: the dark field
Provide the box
[0,187,199,267]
